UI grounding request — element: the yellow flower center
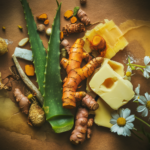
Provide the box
[146,101,150,110]
[126,71,131,77]
[117,117,126,126]
[27,94,33,99]
[137,96,140,99]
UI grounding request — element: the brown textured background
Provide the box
[0,0,150,149]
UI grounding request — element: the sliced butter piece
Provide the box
[94,98,113,128]
[89,59,134,110]
[82,20,128,59]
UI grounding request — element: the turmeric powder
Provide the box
[64,10,73,19]
[36,13,48,21]
[44,19,49,25]
[25,65,35,76]
[60,39,104,109]
[70,16,77,24]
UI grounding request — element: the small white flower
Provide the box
[137,92,150,117]
[110,108,135,136]
[133,84,146,104]
[124,66,134,81]
[143,56,150,79]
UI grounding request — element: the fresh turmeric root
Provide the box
[0,72,9,90]
[14,88,31,115]
[87,118,94,139]
[77,9,90,25]
[61,39,70,54]
[81,94,99,111]
[70,107,88,145]
[62,23,85,36]
[60,39,103,109]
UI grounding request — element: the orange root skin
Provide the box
[36,13,48,21]
[61,38,104,109]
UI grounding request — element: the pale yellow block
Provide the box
[94,98,113,128]
[89,59,134,110]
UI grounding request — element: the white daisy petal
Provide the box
[127,66,132,72]
[128,76,131,81]
[143,70,149,79]
[110,118,117,125]
[145,65,150,73]
[144,56,150,65]
[138,97,146,105]
[117,127,124,135]
[135,84,140,95]
[137,105,146,112]
[123,108,131,118]
[111,113,119,120]
[126,122,134,129]
[140,95,148,103]
[145,92,150,101]
[124,125,131,136]
[111,124,119,133]
[119,109,124,117]
[126,115,135,122]
[141,108,148,117]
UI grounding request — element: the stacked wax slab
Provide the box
[82,19,128,58]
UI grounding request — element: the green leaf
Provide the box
[73,6,80,16]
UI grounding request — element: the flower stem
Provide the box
[135,116,150,127]
[127,64,146,68]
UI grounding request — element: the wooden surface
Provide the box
[0,0,150,149]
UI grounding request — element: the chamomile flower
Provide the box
[133,84,146,104]
[124,66,134,81]
[137,92,150,117]
[110,108,135,136]
[143,56,150,79]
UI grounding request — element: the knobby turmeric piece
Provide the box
[77,8,90,25]
[60,39,104,109]
[70,16,77,24]
[36,13,48,21]
[44,19,49,25]
[62,23,85,36]
[61,39,70,54]
[70,107,88,145]
[25,65,35,76]
[64,10,73,19]
[87,118,94,139]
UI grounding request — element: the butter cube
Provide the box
[94,98,113,128]
[89,59,134,110]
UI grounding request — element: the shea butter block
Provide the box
[82,19,128,58]
[89,59,134,110]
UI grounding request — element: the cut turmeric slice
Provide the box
[64,10,73,19]
[25,65,35,76]
[70,16,77,24]
[60,31,64,40]
[37,13,48,21]
[44,19,49,25]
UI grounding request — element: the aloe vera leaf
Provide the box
[20,0,46,97]
[43,2,74,133]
